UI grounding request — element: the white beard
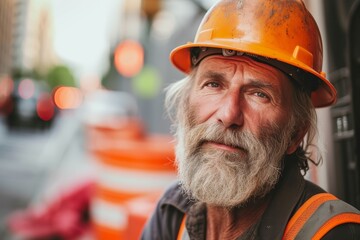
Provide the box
[175,120,292,207]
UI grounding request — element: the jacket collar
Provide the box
[259,158,305,239]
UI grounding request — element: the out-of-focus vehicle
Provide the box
[81,89,144,151]
[81,89,139,128]
[2,77,57,130]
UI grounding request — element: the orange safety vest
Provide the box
[177,193,360,240]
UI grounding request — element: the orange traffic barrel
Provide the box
[82,90,144,152]
[85,117,145,152]
[90,134,176,240]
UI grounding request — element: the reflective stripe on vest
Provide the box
[177,215,190,240]
[177,193,360,240]
[282,193,360,240]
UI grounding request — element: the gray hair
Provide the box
[291,83,321,174]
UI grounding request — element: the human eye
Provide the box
[204,81,220,88]
[198,72,225,90]
[254,91,269,99]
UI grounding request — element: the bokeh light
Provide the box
[37,92,55,121]
[132,66,161,98]
[54,86,83,110]
[114,40,144,78]
[18,79,35,100]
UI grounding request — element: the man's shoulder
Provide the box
[161,181,183,200]
[158,181,193,213]
[141,181,190,240]
[297,179,327,205]
[322,222,360,239]
[294,180,360,239]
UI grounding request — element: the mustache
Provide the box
[185,122,257,154]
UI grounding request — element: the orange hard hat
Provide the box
[170,0,337,108]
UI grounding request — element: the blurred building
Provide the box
[11,0,29,72]
[0,0,15,76]
[0,0,57,77]
[22,0,57,75]
[324,0,360,208]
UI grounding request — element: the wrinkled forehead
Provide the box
[198,54,282,75]
[191,47,285,75]
[190,47,312,93]
[193,52,289,84]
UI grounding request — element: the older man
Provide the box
[142,0,360,239]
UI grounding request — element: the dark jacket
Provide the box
[141,160,360,239]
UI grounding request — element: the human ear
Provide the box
[286,126,308,154]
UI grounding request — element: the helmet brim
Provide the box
[170,41,337,108]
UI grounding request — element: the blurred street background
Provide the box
[1,0,360,239]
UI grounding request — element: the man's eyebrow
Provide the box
[246,79,276,90]
[199,71,226,81]
[197,71,279,91]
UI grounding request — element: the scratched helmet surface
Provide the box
[170,0,337,107]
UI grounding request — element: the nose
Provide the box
[216,90,244,129]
